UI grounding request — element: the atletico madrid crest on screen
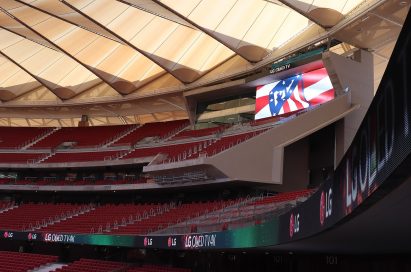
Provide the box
[255,67,335,120]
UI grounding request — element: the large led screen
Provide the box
[255,67,335,120]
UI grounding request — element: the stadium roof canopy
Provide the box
[0,0,408,126]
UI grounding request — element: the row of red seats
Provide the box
[0,191,311,234]
[202,130,265,157]
[164,130,266,162]
[0,178,15,184]
[41,203,158,234]
[126,130,265,163]
[39,200,226,235]
[251,189,313,205]
[0,116,282,152]
[0,127,50,148]
[0,131,255,164]
[123,142,206,161]
[110,201,224,235]
[31,125,130,149]
[7,179,146,186]
[0,203,86,231]
[0,125,267,166]
[0,153,46,163]
[44,151,121,163]
[0,251,57,272]
[112,120,189,147]
[0,121,187,151]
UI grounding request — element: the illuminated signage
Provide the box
[44,233,75,243]
[183,234,217,249]
[255,67,334,120]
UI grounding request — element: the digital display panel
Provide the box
[255,67,335,120]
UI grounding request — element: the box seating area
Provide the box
[111,120,189,147]
[0,251,58,272]
[0,127,50,148]
[52,258,128,272]
[0,203,85,231]
[31,125,130,149]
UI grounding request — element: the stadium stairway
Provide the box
[21,127,61,150]
[100,124,140,148]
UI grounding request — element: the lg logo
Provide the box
[320,188,332,226]
[3,232,13,238]
[289,213,300,238]
[168,237,177,247]
[143,237,153,247]
[28,233,37,240]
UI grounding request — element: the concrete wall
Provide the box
[205,94,354,184]
[323,50,374,165]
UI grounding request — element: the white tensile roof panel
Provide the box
[0,0,390,126]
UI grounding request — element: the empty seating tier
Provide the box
[0,119,279,166]
[0,203,86,231]
[0,153,46,163]
[110,120,188,146]
[30,125,130,149]
[43,151,121,163]
[0,251,57,272]
[0,191,311,235]
[0,127,50,149]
